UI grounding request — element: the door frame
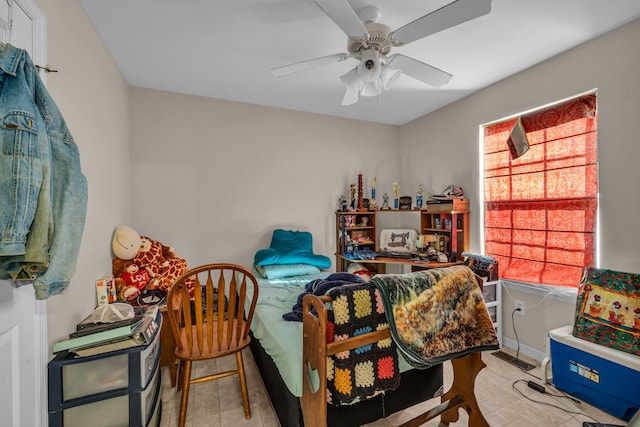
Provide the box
[0,0,48,425]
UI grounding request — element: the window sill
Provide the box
[500,279,578,305]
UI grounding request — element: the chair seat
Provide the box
[174,321,251,360]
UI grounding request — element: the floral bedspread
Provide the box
[370,266,499,368]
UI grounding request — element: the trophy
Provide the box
[393,182,399,209]
[357,173,366,211]
[371,177,376,199]
[370,177,377,210]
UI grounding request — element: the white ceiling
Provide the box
[81,0,640,126]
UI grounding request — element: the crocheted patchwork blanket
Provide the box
[325,282,400,406]
[371,266,499,369]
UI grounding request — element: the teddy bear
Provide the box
[119,261,152,302]
[112,258,137,301]
[111,226,192,304]
[111,258,151,302]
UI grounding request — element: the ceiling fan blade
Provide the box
[311,0,369,39]
[271,53,351,77]
[390,0,491,46]
[388,54,452,87]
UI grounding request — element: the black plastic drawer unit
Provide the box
[48,311,162,427]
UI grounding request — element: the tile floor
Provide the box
[158,348,628,427]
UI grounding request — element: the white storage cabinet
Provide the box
[482,280,502,346]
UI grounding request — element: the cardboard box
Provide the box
[550,325,640,421]
[95,275,116,305]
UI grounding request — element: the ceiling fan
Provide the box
[271,0,492,105]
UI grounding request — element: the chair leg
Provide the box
[178,360,192,427]
[236,351,251,419]
[170,361,178,388]
[176,360,183,392]
[440,353,489,427]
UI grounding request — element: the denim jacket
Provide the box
[0,44,87,299]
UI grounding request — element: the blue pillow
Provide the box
[254,264,321,279]
[254,229,331,269]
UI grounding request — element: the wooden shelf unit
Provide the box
[336,199,470,273]
[420,198,470,263]
[335,211,376,269]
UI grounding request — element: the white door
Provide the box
[0,1,48,426]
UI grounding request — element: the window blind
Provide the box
[483,94,597,287]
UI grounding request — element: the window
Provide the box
[482,93,597,287]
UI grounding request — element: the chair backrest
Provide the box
[167,263,259,355]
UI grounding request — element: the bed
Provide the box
[247,271,444,427]
[248,230,496,426]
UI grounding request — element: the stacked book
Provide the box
[53,306,159,357]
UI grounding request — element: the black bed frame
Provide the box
[249,332,444,427]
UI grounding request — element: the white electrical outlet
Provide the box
[515,300,525,315]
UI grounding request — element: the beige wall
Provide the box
[400,19,640,357]
[129,88,400,268]
[36,0,131,347]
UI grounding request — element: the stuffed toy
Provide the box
[112,257,156,302]
[112,258,139,301]
[119,262,152,302]
[111,226,192,304]
[347,262,373,281]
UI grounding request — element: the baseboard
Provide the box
[502,336,546,362]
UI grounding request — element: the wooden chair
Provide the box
[166,263,259,427]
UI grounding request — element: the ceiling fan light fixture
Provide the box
[356,50,381,82]
[340,57,402,104]
[340,67,362,105]
[356,59,380,82]
[340,66,359,86]
[361,81,381,97]
[380,63,401,89]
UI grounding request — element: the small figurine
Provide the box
[416,184,424,209]
[381,192,391,210]
[350,183,356,210]
[345,215,355,227]
[339,195,347,212]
